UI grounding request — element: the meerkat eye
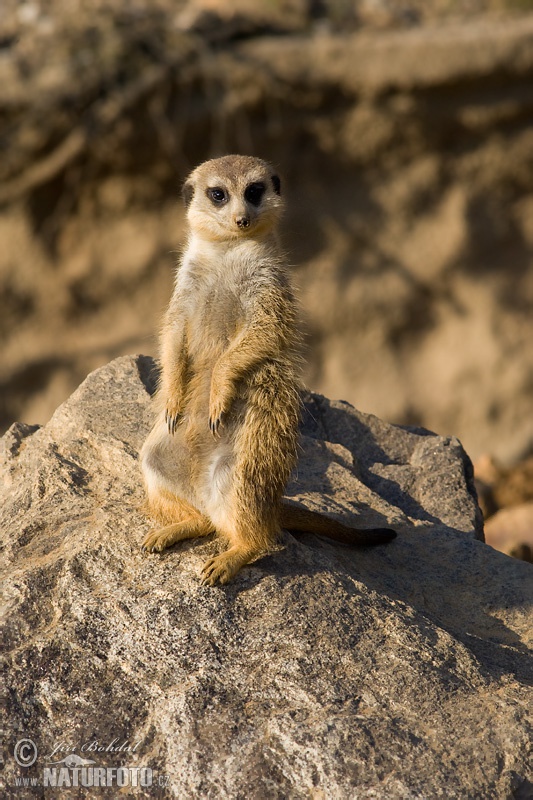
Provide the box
[244,182,266,207]
[207,187,228,205]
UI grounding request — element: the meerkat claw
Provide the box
[165,411,182,435]
[142,532,157,552]
[209,417,221,436]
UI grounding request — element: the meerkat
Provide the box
[140,154,395,586]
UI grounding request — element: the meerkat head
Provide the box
[181,155,283,242]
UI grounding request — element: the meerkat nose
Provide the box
[235,216,250,229]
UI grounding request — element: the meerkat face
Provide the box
[182,155,284,242]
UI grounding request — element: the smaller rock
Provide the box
[485,502,533,562]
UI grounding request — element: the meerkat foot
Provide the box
[201,546,255,586]
[142,519,213,553]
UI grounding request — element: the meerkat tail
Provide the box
[280,502,397,545]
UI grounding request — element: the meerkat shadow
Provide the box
[202,526,399,594]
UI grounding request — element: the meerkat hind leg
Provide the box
[142,514,214,553]
[142,494,215,553]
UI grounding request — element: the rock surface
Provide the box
[1,356,531,799]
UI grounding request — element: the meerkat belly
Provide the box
[140,419,197,507]
[185,380,245,525]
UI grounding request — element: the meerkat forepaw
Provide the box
[208,386,232,436]
[165,407,183,435]
[208,403,224,436]
[208,413,223,436]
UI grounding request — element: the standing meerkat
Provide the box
[141,154,395,585]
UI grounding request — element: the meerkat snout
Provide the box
[235,215,250,228]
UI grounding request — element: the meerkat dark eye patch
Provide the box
[207,187,228,205]
[244,182,266,206]
[271,174,281,195]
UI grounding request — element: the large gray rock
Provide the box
[1,356,531,799]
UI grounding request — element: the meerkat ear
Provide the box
[271,174,281,195]
[182,180,194,208]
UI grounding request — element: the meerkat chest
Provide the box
[192,280,241,348]
[177,256,245,359]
